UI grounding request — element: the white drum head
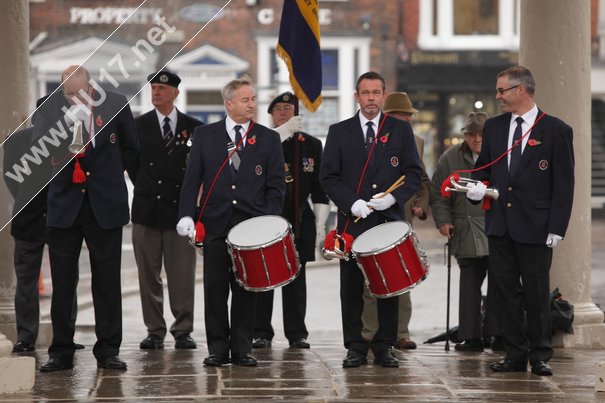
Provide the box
[352,221,411,254]
[227,215,289,248]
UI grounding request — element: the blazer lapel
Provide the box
[349,113,367,167]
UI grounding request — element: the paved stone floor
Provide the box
[3,218,605,401]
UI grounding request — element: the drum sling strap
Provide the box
[192,122,255,244]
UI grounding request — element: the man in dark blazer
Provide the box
[33,65,140,372]
[468,65,575,376]
[252,92,329,350]
[177,77,285,367]
[320,71,424,368]
[130,71,203,351]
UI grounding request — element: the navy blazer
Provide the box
[131,109,203,229]
[32,90,140,230]
[178,119,286,238]
[320,112,424,237]
[472,110,574,244]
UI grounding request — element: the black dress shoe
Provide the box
[289,338,310,349]
[140,334,164,350]
[175,333,197,349]
[252,337,272,348]
[455,339,484,352]
[97,356,127,370]
[40,357,73,372]
[531,361,553,376]
[74,342,85,350]
[232,353,258,367]
[12,341,35,353]
[342,349,367,368]
[373,348,399,368]
[203,354,230,367]
[490,359,527,372]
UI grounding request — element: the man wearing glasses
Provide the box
[466,66,575,376]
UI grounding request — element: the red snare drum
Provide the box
[352,221,429,298]
[227,216,300,291]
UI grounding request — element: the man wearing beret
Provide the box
[252,92,330,350]
[130,70,203,350]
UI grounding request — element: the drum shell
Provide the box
[227,216,300,291]
[352,221,429,298]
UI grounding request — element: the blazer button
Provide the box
[86,171,90,176]
[81,189,86,193]
[232,200,237,205]
[158,180,162,184]
[506,202,512,208]
[508,187,513,191]
[232,185,236,190]
[157,195,161,199]
[372,184,377,189]
[149,162,154,166]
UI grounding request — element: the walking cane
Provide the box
[445,228,453,351]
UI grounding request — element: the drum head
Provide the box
[227,215,289,248]
[352,221,411,254]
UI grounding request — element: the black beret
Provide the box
[147,70,181,88]
[267,91,299,115]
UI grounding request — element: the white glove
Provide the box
[314,203,330,247]
[274,115,303,142]
[351,199,372,219]
[176,216,195,237]
[466,181,487,201]
[546,233,563,248]
[367,193,396,211]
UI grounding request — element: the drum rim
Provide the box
[351,221,412,256]
[226,215,291,249]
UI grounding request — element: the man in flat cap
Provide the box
[252,91,330,350]
[360,92,430,351]
[129,70,203,350]
[430,111,500,352]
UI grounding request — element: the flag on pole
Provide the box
[276,0,322,112]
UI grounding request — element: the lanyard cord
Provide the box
[453,112,547,175]
[341,113,388,235]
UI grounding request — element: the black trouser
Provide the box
[48,198,123,362]
[457,256,494,340]
[253,262,308,341]
[340,258,398,355]
[488,234,553,364]
[203,236,256,357]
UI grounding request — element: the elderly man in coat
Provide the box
[429,112,499,352]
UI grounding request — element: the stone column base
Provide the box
[553,302,605,348]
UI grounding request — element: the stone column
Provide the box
[0,0,35,393]
[521,0,605,347]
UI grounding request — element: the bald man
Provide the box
[33,65,140,372]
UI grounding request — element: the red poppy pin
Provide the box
[247,135,256,145]
[379,132,390,145]
[96,115,103,127]
[181,130,188,138]
[528,139,542,147]
[297,134,305,142]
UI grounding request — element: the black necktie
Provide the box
[163,117,175,154]
[509,117,523,176]
[234,124,243,154]
[365,122,375,153]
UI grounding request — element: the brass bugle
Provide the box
[321,234,350,261]
[448,176,499,200]
[68,120,85,154]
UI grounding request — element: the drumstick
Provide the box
[354,176,406,223]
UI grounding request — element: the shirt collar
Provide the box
[155,107,177,126]
[358,112,381,131]
[511,104,538,126]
